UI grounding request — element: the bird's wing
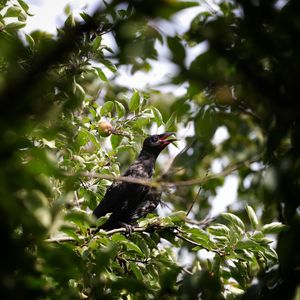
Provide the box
[129,187,162,222]
[92,181,127,218]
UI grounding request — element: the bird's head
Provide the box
[141,133,177,157]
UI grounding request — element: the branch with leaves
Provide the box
[72,155,261,189]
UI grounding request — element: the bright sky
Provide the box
[24,0,238,216]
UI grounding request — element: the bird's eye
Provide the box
[151,136,159,142]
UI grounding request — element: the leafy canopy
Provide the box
[0,0,299,299]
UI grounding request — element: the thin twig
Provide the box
[73,155,261,188]
[186,186,202,217]
[45,226,148,243]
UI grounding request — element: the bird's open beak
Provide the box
[158,132,178,146]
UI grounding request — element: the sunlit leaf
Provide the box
[115,101,126,118]
[261,222,288,234]
[100,101,114,116]
[246,205,259,229]
[165,112,177,131]
[129,90,140,111]
[151,106,163,127]
[95,67,108,82]
[222,213,245,232]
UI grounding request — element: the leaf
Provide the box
[236,239,264,251]
[115,101,126,118]
[111,233,127,242]
[165,112,177,131]
[208,224,231,236]
[5,6,22,18]
[111,134,122,149]
[95,67,108,82]
[167,36,185,63]
[186,227,210,242]
[245,205,259,229]
[123,240,144,256]
[60,227,80,240]
[261,222,288,234]
[100,101,114,116]
[262,247,278,261]
[129,261,143,280]
[222,213,245,232]
[168,211,186,224]
[100,58,117,73]
[95,213,112,227]
[25,34,35,49]
[75,130,88,146]
[5,22,26,30]
[18,10,27,21]
[65,212,90,227]
[151,106,163,127]
[79,12,92,22]
[129,90,140,111]
[74,83,85,101]
[17,0,30,12]
[92,36,102,51]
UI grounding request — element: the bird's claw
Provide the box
[120,222,135,235]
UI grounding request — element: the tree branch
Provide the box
[73,155,261,188]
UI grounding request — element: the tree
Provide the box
[0,0,299,299]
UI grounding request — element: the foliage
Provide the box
[0,0,299,299]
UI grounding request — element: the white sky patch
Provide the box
[25,0,98,34]
[210,175,238,217]
[212,126,229,145]
[115,60,179,89]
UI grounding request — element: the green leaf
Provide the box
[236,239,264,251]
[111,134,122,149]
[186,227,210,242]
[167,36,185,63]
[74,83,85,101]
[92,36,102,51]
[100,101,114,116]
[95,67,108,82]
[129,90,140,111]
[168,211,186,224]
[65,212,90,227]
[111,233,127,242]
[123,240,144,256]
[262,247,278,261]
[151,106,163,127]
[222,213,245,232]
[76,129,89,146]
[5,21,26,30]
[100,58,117,73]
[5,6,22,18]
[115,101,126,118]
[17,0,30,12]
[18,10,27,21]
[208,224,231,236]
[95,213,112,227]
[245,205,259,229]
[25,34,35,49]
[165,112,177,131]
[64,13,75,27]
[60,227,80,240]
[129,261,144,280]
[261,222,288,234]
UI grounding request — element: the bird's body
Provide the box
[93,133,176,230]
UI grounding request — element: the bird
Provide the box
[92,132,177,230]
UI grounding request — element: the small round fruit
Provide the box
[98,121,113,137]
[214,85,234,106]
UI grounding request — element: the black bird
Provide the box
[93,133,176,230]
